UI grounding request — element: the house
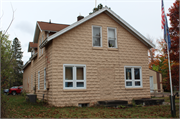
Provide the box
[23,6,155,107]
[149,69,163,93]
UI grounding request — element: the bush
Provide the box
[1,89,9,118]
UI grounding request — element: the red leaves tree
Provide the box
[163,0,179,90]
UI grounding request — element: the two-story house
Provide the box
[23,6,155,107]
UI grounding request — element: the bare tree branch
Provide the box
[0,3,16,41]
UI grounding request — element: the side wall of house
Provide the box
[23,63,31,92]
[50,13,150,107]
[35,31,54,104]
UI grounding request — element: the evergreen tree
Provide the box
[12,37,23,85]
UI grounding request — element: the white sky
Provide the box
[0,0,175,64]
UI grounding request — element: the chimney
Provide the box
[49,19,51,24]
[77,15,84,21]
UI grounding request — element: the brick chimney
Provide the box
[77,15,84,21]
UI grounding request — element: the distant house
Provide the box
[23,6,155,107]
[149,69,163,93]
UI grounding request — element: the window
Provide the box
[31,75,33,90]
[108,27,117,48]
[42,35,44,54]
[44,68,46,90]
[92,26,102,47]
[38,71,40,90]
[63,64,86,89]
[124,66,142,88]
[39,38,41,56]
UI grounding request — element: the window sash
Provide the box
[92,26,102,47]
[64,64,86,89]
[38,71,40,90]
[44,68,46,90]
[125,67,142,88]
[108,27,117,48]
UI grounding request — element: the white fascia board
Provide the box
[105,9,155,48]
[22,60,31,70]
[39,7,108,49]
[39,6,155,49]
[33,22,42,43]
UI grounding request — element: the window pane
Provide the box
[93,27,100,37]
[77,82,84,87]
[126,68,132,80]
[134,68,140,79]
[77,67,84,80]
[126,82,132,86]
[93,37,101,46]
[65,82,73,87]
[108,29,115,38]
[108,40,115,47]
[65,67,73,80]
[135,81,141,86]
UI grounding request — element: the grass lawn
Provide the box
[5,95,179,118]
[152,96,179,103]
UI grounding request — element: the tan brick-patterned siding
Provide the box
[23,63,31,92]
[50,12,151,107]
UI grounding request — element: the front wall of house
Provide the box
[51,12,150,107]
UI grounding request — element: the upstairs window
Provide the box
[108,27,117,48]
[92,26,102,47]
[125,66,142,88]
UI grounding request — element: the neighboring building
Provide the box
[23,6,155,107]
[149,69,163,93]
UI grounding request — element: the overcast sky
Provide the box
[0,0,175,64]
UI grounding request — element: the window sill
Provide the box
[125,88,143,90]
[63,89,87,92]
[108,48,118,51]
[92,47,103,50]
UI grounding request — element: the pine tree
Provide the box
[12,37,23,85]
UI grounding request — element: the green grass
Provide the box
[5,95,179,118]
[152,96,179,103]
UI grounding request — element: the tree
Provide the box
[1,31,16,88]
[167,0,179,62]
[12,37,23,85]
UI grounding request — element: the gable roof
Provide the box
[37,21,69,32]
[33,21,69,43]
[39,6,155,49]
[28,42,38,52]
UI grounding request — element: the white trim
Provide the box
[44,68,46,90]
[37,22,42,32]
[42,35,44,54]
[92,25,102,47]
[38,71,40,90]
[39,7,155,49]
[124,66,143,88]
[107,27,117,48]
[63,64,86,90]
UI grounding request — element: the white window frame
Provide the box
[124,66,142,88]
[92,25,102,47]
[63,64,86,89]
[38,71,40,90]
[39,38,41,57]
[107,27,117,48]
[44,68,46,90]
[41,35,44,54]
[31,75,33,90]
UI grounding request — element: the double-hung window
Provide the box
[44,68,46,90]
[125,66,142,88]
[92,26,102,47]
[108,27,117,48]
[63,64,86,89]
[38,71,40,90]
